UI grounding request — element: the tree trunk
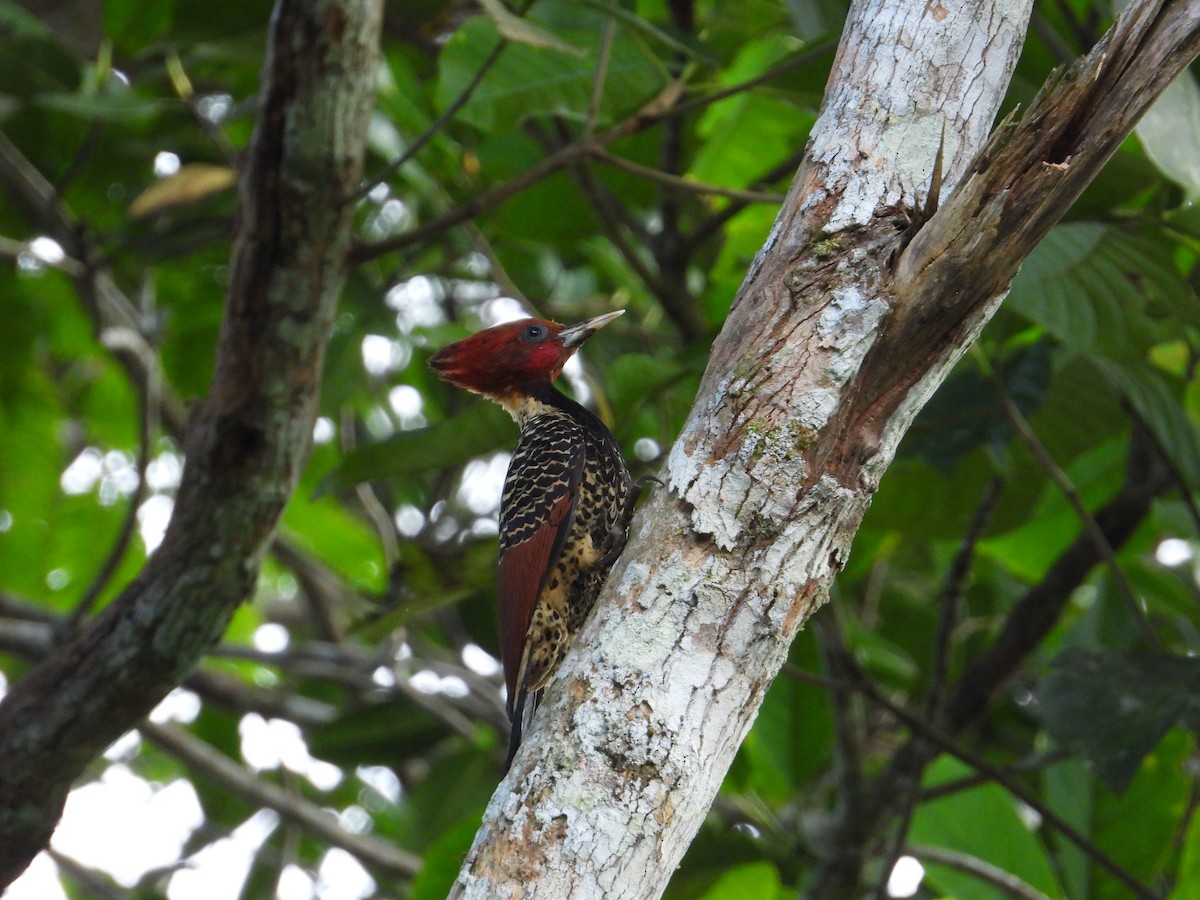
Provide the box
[450,0,1200,896]
[0,0,382,885]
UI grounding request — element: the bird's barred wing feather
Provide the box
[497,415,585,715]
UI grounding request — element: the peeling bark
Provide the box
[0,0,382,885]
[451,0,1200,896]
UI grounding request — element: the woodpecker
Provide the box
[429,310,634,767]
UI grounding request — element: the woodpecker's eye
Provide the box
[521,323,548,342]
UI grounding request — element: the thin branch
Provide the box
[569,157,666,298]
[585,4,617,136]
[918,749,1071,802]
[185,669,339,730]
[941,425,1171,731]
[805,427,1173,899]
[211,639,505,735]
[274,803,304,900]
[651,0,695,344]
[349,27,510,203]
[590,147,785,204]
[847,668,1157,900]
[349,40,836,264]
[463,220,530,302]
[0,595,499,736]
[164,52,240,164]
[0,235,85,276]
[688,145,808,248]
[907,844,1054,900]
[981,350,1159,647]
[0,607,339,729]
[270,538,348,644]
[349,137,600,262]
[340,406,400,574]
[66,315,159,629]
[666,38,837,122]
[926,476,1003,718]
[140,722,421,879]
[811,609,867,828]
[0,592,59,625]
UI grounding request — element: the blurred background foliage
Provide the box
[1,0,1199,897]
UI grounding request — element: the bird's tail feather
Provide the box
[505,687,543,771]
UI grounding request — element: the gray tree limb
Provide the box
[0,0,383,885]
[450,0,1200,896]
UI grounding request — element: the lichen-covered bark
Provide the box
[452,0,1200,897]
[0,0,382,885]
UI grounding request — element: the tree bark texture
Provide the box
[451,0,1200,897]
[0,0,383,884]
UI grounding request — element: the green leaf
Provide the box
[1091,730,1192,897]
[307,697,487,767]
[411,816,481,900]
[435,6,667,130]
[695,862,782,900]
[395,748,497,850]
[904,341,1051,471]
[0,2,79,95]
[1035,649,1200,792]
[979,439,1126,582]
[1135,71,1200,199]
[1171,803,1200,900]
[317,402,514,495]
[36,90,169,123]
[104,0,174,53]
[1043,758,1093,900]
[911,757,1062,900]
[282,491,387,592]
[733,631,831,800]
[1006,223,1196,359]
[690,36,813,188]
[1091,358,1200,487]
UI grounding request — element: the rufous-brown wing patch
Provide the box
[497,488,577,714]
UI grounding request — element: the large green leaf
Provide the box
[436,6,667,131]
[104,0,174,53]
[1042,758,1094,900]
[410,816,480,900]
[690,36,813,188]
[1091,358,1200,487]
[1171,803,1200,900]
[1135,70,1200,199]
[1006,223,1197,359]
[731,630,831,801]
[903,340,1052,471]
[394,747,497,851]
[695,862,783,900]
[0,1,79,95]
[1035,649,1200,793]
[1091,730,1193,898]
[317,402,514,495]
[910,756,1062,900]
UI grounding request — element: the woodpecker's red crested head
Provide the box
[429,310,623,398]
